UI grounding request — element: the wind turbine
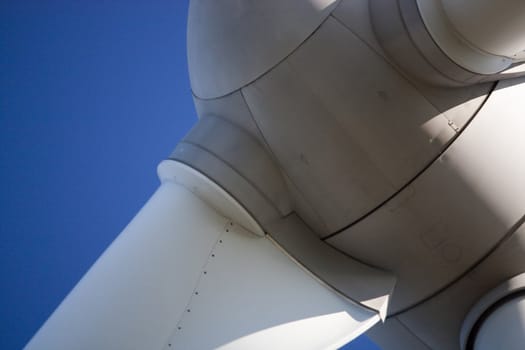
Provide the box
[26,1,525,349]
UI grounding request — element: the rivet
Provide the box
[211,254,215,257]
[177,326,181,330]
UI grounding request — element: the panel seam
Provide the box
[191,1,342,101]
[239,89,331,234]
[174,140,282,217]
[322,80,496,240]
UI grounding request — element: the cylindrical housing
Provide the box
[461,273,525,350]
[442,0,525,58]
[472,293,525,350]
[416,0,525,75]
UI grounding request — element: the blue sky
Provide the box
[0,1,379,349]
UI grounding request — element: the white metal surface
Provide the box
[25,180,229,350]
[177,115,293,220]
[416,0,512,74]
[329,77,525,313]
[441,0,525,59]
[159,158,265,236]
[267,214,396,320]
[371,218,525,350]
[165,222,380,350]
[187,0,339,98]
[417,0,525,74]
[171,142,284,227]
[242,16,461,233]
[192,90,268,146]
[333,0,491,127]
[26,161,382,349]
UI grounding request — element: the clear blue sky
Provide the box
[0,1,380,349]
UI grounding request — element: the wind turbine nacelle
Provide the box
[26,1,525,349]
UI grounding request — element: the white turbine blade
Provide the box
[25,161,382,350]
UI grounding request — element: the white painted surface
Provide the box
[417,0,525,74]
[166,223,379,350]
[392,223,525,350]
[25,181,228,350]
[158,160,264,236]
[329,77,525,312]
[333,0,491,137]
[441,0,525,59]
[242,17,459,233]
[26,162,380,349]
[267,214,396,320]
[187,0,339,98]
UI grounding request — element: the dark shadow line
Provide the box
[322,80,497,241]
[465,290,525,350]
[265,232,383,316]
[192,4,340,101]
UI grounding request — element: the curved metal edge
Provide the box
[415,0,512,75]
[170,143,282,228]
[158,159,265,237]
[460,272,525,350]
[321,80,496,241]
[267,214,396,320]
[187,0,342,100]
[165,221,382,350]
[369,0,525,86]
[369,0,474,86]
